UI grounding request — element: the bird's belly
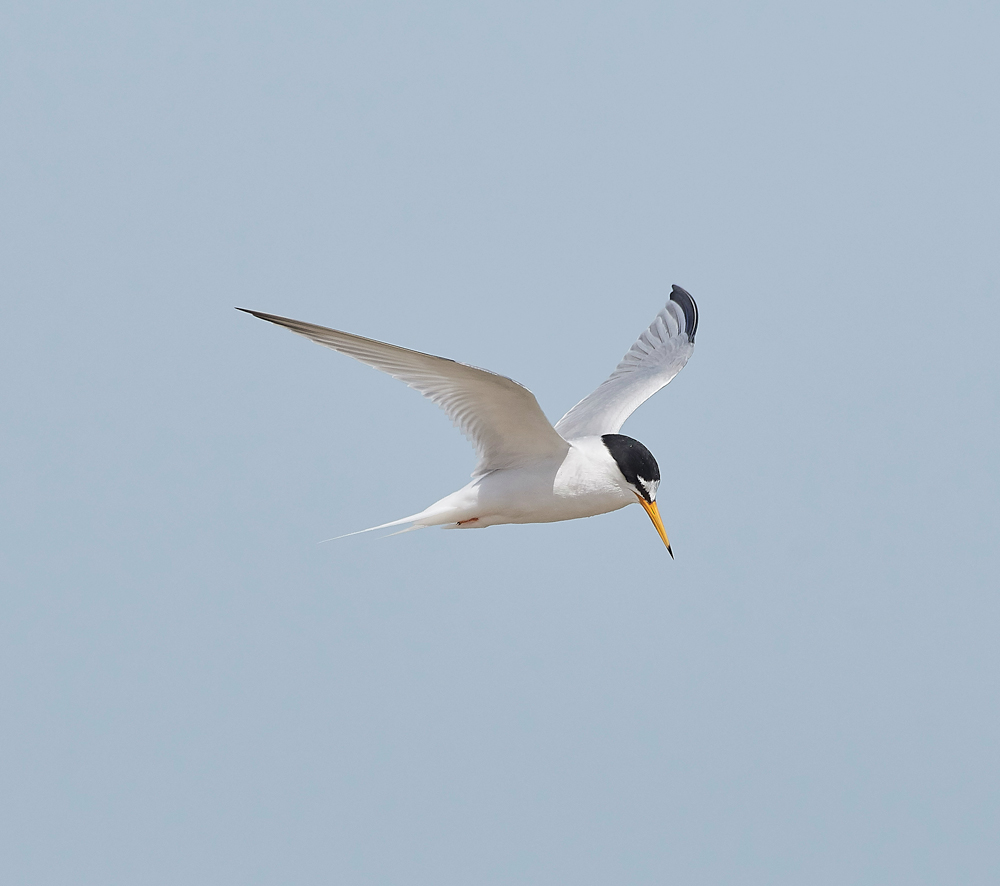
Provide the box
[464,466,632,527]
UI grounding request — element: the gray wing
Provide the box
[239,309,569,476]
[554,285,698,439]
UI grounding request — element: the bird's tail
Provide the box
[320,487,474,543]
[318,509,432,543]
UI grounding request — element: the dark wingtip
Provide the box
[669,285,698,342]
[236,308,281,324]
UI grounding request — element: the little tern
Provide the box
[239,285,698,554]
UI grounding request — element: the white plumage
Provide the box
[554,296,697,439]
[239,285,698,553]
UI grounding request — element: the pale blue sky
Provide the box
[2,2,999,883]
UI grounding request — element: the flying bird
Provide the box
[239,285,698,554]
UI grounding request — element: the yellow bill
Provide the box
[638,497,673,558]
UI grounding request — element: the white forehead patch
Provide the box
[638,477,658,500]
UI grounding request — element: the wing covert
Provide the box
[239,309,569,475]
[553,285,698,440]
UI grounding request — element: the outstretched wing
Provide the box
[554,285,698,439]
[239,309,569,476]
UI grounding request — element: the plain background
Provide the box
[3,2,998,883]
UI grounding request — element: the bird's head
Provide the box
[602,434,673,557]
